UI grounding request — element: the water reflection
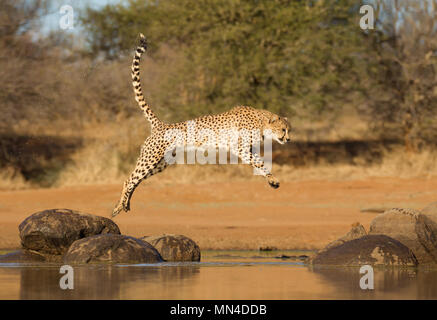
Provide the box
[414,270,437,299]
[1,257,437,299]
[310,266,437,299]
[18,264,200,300]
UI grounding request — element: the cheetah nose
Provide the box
[286,138,290,142]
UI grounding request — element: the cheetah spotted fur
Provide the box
[112,34,292,217]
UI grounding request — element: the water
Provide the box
[0,250,436,299]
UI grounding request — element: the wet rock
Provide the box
[64,234,163,264]
[0,250,46,263]
[311,235,418,267]
[322,222,367,252]
[0,249,64,263]
[141,234,201,262]
[19,209,120,255]
[369,207,437,264]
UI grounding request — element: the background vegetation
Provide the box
[1,0,437,189]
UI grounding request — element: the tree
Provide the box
[0,0,50,132]
[81,0,373,122]
[364,0,437,151]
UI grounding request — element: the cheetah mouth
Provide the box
[275,137,286,145]
[279,135,291,144]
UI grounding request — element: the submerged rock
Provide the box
[141,234,201,262]
[0,249,64,263]
[311,235,418,267]
[19,209,120,255]
[64,234,163,264]
[0,250,46,263]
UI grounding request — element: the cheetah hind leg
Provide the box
[111,156,169,218]
[112,180,131,217]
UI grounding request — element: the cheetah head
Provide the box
[265,114,291,145]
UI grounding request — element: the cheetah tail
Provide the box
[131,33,161,127]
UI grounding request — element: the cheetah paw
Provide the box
[267,176,280,189]
[111,205,123,218]
[111,201,130,218]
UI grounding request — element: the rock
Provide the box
[64,234,163,264]
[421,201,437,216]
[369,207,437,264]
[19,209,120,255]
[416,202,437,263]
[415,214,437,264]
[322,222,367,252]
[311,235,418,266]
[0,250,46,263]
[141,234,201,262]
[0,249,64,263]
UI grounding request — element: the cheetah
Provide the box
[112,34,292,217]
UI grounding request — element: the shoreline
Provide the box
[1,178,436,251]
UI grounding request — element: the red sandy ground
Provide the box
[0,178,436,250]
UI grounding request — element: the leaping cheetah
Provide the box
[112,34,292,217]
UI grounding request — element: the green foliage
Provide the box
[360,0,437,149]
[80,0,437,149]
[81,0,373,120]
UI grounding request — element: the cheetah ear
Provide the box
[269,115,279,123]
[284,117,288,122]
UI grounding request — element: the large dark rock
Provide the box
[311,235,418,267]
[19,209,120,255]
[141,234,201,262]
[369,207,437,264]
[63,234,163,264]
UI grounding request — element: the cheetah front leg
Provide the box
[237,143,280,189]
[112,153,169,218]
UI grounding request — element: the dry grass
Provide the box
[3,123,437,191]
[0,166,28,190]
[2,108,437,190]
